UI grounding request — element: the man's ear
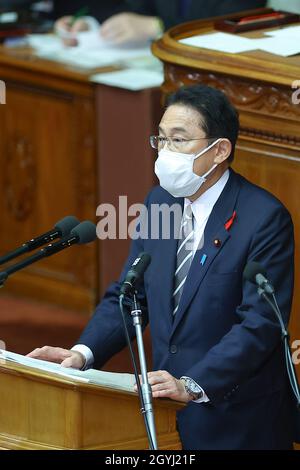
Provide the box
[214,139,232,164]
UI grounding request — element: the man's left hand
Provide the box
[134,370,192,403]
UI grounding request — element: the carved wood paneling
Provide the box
[164,64,300,122]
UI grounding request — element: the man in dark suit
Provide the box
[28,84,295,449]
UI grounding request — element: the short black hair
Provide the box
[166,84,239,163]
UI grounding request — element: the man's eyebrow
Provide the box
[158,125,189,134]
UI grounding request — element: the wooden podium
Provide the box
[0,360,182,450]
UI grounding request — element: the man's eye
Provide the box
[172,138,185,143]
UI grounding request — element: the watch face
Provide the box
[184,377,203,399]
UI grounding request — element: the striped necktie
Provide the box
[173,204,194,316]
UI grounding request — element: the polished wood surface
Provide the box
[0,359,182,450]
[0,44,160,313]
[152,11,300,382]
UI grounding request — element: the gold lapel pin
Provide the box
[214,238,222,248]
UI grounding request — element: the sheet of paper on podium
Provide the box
[250,37,300,57]
[179,30,300,57]
[0,349,135,392]
[265,25,300,39]
[179,32,256,54]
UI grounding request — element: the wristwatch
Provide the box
[180,376,203,401]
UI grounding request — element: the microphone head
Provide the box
[55,216,80,237]
[71,221,97,244]
[120,252,151,296]
[243,261,267,284]
[132,252,151,274]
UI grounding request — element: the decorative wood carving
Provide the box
[239,127,300,147]
[164,65,300,122]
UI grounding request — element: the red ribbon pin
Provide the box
[225,211,237,231]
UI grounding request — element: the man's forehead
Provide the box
[160,104,203,129]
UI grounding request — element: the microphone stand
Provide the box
[130,292,158,450]
[257,286,300,408]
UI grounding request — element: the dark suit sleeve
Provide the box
[184,204,294,403]
[77,199,149,369]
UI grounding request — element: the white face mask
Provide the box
[154,138,222,198]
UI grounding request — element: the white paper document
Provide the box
[0,349,135,392]
[265,25,300,39]
[76,29,109,49]
[179,32,256,54]
[250,36,300,57]
[179,30,300,57]
[91,68,164,90]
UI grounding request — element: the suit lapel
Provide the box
[170,169,242,337]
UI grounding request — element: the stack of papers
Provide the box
[0,349,136,392]
[180,29,300,57]
[24,31,163,90]
[27,31,164,91]
[26,32,153,70]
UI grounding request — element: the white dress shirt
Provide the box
[73,170,230,399]
[188,169,230,254]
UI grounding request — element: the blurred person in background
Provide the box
[53,0,268,46]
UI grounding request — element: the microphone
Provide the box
[243,261,275,294]
[0,221,97,287]
[120,252,151,296]
[0,215,80,266]
[243,260,300,416]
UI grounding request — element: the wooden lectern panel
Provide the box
[0,360,182,450]
[152,12,300,382]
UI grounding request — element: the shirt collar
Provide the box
[184,169,230,223]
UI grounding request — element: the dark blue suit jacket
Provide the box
[79,169,295,450]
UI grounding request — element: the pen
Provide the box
[69,6,89,27]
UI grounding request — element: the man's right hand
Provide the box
[27,346,85,369]
[54,16,90,47]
